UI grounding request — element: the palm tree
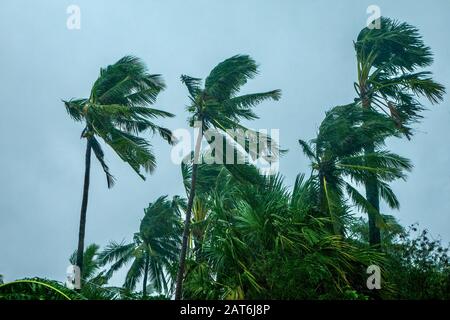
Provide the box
[99,196,183,298]
[174,54,281,299]
[353,17,445,245]
[63,56,175,276]
[298,103,412,235]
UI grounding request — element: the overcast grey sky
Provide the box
[0,0,449,285]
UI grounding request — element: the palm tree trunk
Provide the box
[175,124,203,300]
[360,87,382,247]
[142,252,150,298]
[319,175,341,235]
[318,173,326,214]
[76,139,92,280]
[365,143,381,246]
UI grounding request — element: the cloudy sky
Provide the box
[1,0,449,285]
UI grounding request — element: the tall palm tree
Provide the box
[63,56,175,277]
[98,196,183,298]
[299,104,412,235]
[354,17,445,245]
[174,54,281,299]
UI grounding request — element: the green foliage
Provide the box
[5,17,446,301]
[352,16,445,245]
[69,244,116,300]
[98,196,183,297]
[349,219,450,299]
[385,224,450,299]
[355,16,445,138]
[175,54,283,299]
[299,103,412,234]
[0,278,85,300]
[63,55,175,183]
[181,54,282,164]
[182,169,384,299]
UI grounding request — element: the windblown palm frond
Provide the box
[183,170,385,299]
[63,55,175,184]
[298,103,412,234]
[354,17,445,138]
[181,54,282,165]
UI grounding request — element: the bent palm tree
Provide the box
[299,104,412,235]
[175,54,281,299]
[63,56,175,277]
[99,196,183,298]
[354,17,445,245]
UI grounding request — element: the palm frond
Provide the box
[123,254,146,291]
[205,55,258,100]
[298,139,316,161]
[63,99,86,122]
[345,183,386,229]
[93,56,165,106]
[181,75,203,98]
[89,137,115,188]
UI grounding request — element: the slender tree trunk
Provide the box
[142,252,149,299]
[76,139,92,280]
[175,124,203,300]
[318,172,328,220]
[365,143,381,246]
[319,174,341,235]
[360,87,382,247]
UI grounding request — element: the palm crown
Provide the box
[181,54,282,162]
[64,56,175,184]
[299,104,412,233]
[354,17,445,138]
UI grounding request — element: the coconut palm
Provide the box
[299,103,412,235]
[353,17,445,245]
[174,54,281,299]
[98,196,183,298]
[63,56,175,276]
